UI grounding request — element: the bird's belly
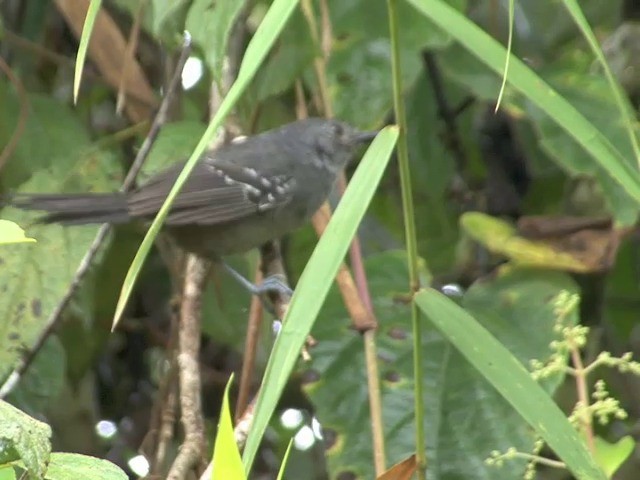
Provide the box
[167,208,309,258]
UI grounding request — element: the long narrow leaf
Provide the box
[406,0,640,202]
[561,0,640,165]
[276,440,294,480]
[112,0,301,329]
[73,0,102,103]
[212,374,245,480]
[415,288,605,480]
[242,127,399,472]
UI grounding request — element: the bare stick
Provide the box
[167,255,210,479]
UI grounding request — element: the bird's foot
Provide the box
[222,262,293,300]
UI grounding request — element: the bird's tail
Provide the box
[6,192,131,225]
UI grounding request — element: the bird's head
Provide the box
[290,118,379,173]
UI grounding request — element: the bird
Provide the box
[7,118,378,295]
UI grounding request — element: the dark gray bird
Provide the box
[9,118,377,280]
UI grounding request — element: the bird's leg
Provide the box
[221,262,293,298]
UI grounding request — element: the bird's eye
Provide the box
[331,122,344,137]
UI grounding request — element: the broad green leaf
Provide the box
[7,337,66,414]
[302,254,574,479]
[326,0,465,127]
[44,453,127,480]
[0,81,96,189]
[186,0,248,83]
[139,120,207,181]
[250,0,467,128]
[151,0,190,37]
[594,436,634,479]
[0,400,51,479]
[415,289,606,480]
[113,0,303,329]
[211,375,245,480]
[0,221,35,245]
[0,149,121,383]
[242,127,398,471]
[0,468,16,480]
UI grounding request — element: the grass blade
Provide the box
[112,0,301,329]
[241,126,399,472]
[415,288,605,480]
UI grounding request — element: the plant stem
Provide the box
[387,1,428,477]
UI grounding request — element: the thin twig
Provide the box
[363,329,386,472]
[570,346,596,453]
[0,32,193,399]
[146,310,180,477]
[235,266,264,420]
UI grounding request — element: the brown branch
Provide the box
[235,267,264,421]
[300,2,386,473]
[167,255,210,479]
[570,346,596,454]
[0,32,193,400]
[311,204,376,331]
[145,310,180,477]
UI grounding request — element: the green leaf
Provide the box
[44,453,127,480]
[326,0,466,128]
[415,289,606,480]
[186,0,248,83]
[113,0,304,329]
[242,126,398,472]
[302,255,574,479]
[406,0,640,206]
[151,0,190,37]
[0,149,121,383]
[0,400,51,479]
[593,436,634,479]
[250,0,467,128]
[0,81,96,189]
[0,467,16,480]
[0,221,35,245]
[140,120,207,180]
[74,0,103,103]
[275,439,293,480]
[7,337,66,414]
[212,374,245,480]
[560,0,640,164]
[524,74,640,226]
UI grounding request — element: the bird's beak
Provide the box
[353,130,379,144]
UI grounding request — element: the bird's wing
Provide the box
[127,158,296,226]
